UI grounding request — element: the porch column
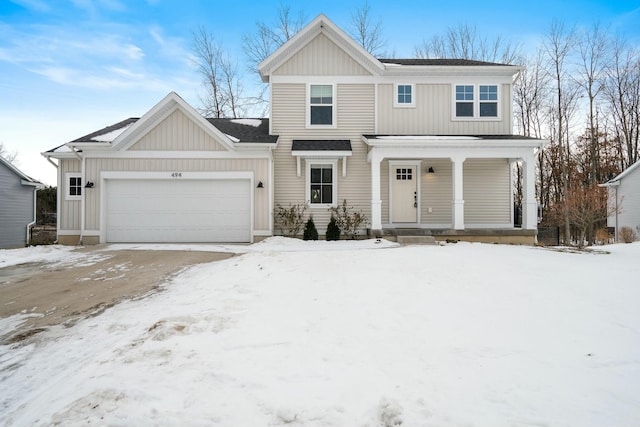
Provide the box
[452,156,465,230]
[522,154,537,230]
[370,152,383,231]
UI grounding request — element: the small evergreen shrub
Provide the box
[326,216,341,241]
[274,203,307,237]
[329,199,367,240]
[619,226,637,243]
[303,216,319,240]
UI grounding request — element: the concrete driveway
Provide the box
[0,248,233,344]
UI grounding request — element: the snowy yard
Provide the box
[1,239,639,426]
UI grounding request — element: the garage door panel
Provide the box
[106,179,251,243]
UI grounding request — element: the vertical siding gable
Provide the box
[273,33,372,76]
[128,109,228,151]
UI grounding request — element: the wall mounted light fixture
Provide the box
[257,181,264,188]
[427,167,435,174]
[84,181,95,188]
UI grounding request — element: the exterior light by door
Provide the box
[257,181,264,188]
[84,181,95,188]
[427,167,435,174]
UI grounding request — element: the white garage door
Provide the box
[106,179,251,243]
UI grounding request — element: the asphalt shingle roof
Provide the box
[207,118,277,144]
[291,140,352,151]
[378,58,512,66]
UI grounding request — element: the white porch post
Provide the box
[452,156,465,230]
[370,152,383,231]
[522,155,537,230]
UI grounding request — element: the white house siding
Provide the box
[60,159,81,232]
[610,167,640,232]
[271,83,375,232]
[82,158,270,233]
[376,83,512,135]
[463,159,511,226]
[273,33,371,76]
[129,109,226,151]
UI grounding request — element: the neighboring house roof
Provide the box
[378,58,512,67]
[0,156,42,187]
[292,140,352,151]
[601,159,640,186]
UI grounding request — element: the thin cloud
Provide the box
[8,0,51,12]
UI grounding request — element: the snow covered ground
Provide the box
[1,239,639,426]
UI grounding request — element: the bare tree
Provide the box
[604,37,640,169]
[543,20,576,243]
[414,23,521,64]
[0,142,18,164]
[575,24,610,184]
[192,27,244,118]
[349,1,386,56]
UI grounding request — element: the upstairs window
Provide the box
[455,85,474,117]
[309,84,334,126]
[395,84,415,107]
[479,85,498,117]
[454,84,500,119]
[66,173,82,200]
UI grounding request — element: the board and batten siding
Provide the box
[130,109,226,151]
[0,162,36,248]
[463,159,511,225]
[82,158,270,233]
[377,83,512,135]
[60,159,81,232]
[271,83,375,232]
[273,33,371,76]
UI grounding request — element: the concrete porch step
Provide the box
[396,235,437,245]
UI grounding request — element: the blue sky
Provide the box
[1,0,639,186]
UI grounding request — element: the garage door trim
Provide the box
[100,171,254,243]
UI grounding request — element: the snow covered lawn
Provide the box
[1,239,639,426]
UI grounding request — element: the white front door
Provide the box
[391,165,418,223]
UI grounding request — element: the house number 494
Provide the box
[171,172,182,178]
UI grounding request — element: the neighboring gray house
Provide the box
[43,14,547,245]
[0,156,43,248]
[602,159,640,240]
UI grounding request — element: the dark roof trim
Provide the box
[292,140,352,151]
[363,134,544,141]
[378,58,513,67]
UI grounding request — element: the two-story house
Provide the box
[43,14,546,245]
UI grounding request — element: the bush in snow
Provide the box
[274,203,307,237]
[326,216,341,241]
[619,226,637,243]
[303,216,319,240]
[328,199,367,239]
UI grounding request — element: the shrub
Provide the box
[619,226,637,243]
[328,199,368,240]
[302,216,319,240]
[274,203,307,237]
[326,216,341,241]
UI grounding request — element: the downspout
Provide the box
[26,187,39,246]
[70,146,85,245]
[615,186,619,243]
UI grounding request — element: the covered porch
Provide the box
[363,135,546,244]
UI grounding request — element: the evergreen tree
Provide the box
[303,216,318,240]
[325,216,341,241]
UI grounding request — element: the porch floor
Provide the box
[369,228,537,245]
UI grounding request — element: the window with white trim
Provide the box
[307,161,337,207]
[454,84,499,119]
[66,173,82,200]
[395,84,415,107]
[309,84,334,126]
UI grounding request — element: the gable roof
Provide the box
[602,159,640,186]
[0,156,42,187]
[258,14,385,82]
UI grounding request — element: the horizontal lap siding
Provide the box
[617,170,640,230]
[271,83,374,233]
[463,159,511,225]
[130,109,226,151]
[0,164,34,248]
[377,83,511,135]
[84,158,270,232]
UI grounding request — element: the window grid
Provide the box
[397,85,412,104]
[396,168,413,181]
[69,176,82,197]
[310,165,333,204]
[310,85,333,125]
